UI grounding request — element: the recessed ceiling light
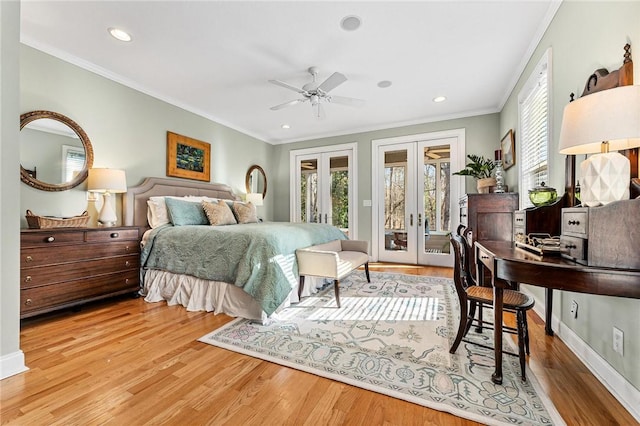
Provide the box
[433,96,447,103]
[281,124,291,129]
[340,15,362,31]
[108,27,132,42]
[377,80,392,88]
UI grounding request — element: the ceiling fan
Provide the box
[269,66,364,119]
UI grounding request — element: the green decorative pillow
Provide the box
[164,197,209,226]
[232,201,258,224]
[202,200,237,226]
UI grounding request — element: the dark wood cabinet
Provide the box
[459,193,519,276]
[513,199,564,242]
[20,227,140,318]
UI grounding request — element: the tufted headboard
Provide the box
[123,177,240,228]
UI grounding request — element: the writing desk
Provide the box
[474,240,640,385]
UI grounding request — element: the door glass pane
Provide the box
[423,145,451,255]
[384,150,407,251]
[300,159,318,223]
[330,156,349,236]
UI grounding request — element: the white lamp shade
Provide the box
[246,193,263,206]
[559,85,640,155]
[87,168,127,193]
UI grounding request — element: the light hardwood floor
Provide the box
[1,264,636,425]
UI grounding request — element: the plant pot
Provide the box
[477,177,497,194]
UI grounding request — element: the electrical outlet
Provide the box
[570,300,578,319]
[613,327,624,356]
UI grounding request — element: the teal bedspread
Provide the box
[140,222,347,316]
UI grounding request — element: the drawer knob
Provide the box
[568,220,580,225]
[110,232,119,238]
[125,245,130,252]
[481,255,489,259]
[24,275,32,283]
[125,278,130,284]
[46,236,55,243]
[461,214,467,218]
[26,255,33,263]
[25,298,32,306]
[125,261,131,267]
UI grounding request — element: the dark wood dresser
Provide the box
[20,226,141,319]
[459,193,519,276]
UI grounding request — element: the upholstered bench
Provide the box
[295,239,370,307]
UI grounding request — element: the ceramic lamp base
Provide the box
[580,152,630,207]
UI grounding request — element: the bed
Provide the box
[124,177,347,322]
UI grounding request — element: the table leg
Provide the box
[545,288,554,336]
[492,285,504,385]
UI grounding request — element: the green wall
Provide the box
[499,1,640,389]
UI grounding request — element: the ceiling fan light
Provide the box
[433,96,447,103]
[377,80,392,88]
[281,124,290,129]
[340,15,362,31]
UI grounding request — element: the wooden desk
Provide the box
[475,240,640,385]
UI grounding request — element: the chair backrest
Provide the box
[450,232,474,306]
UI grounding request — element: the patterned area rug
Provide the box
[199,272,564,425]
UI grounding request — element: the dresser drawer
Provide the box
[21,230,86,247]
[460,206,468,227]
[562,208,588,237]
[476,247,495,273]
[21,241,140,268]
[20,270,139,318]
[85,228,139,242]
[21,254,139,289]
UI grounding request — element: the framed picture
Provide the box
[501,129,515,170]
[166,131,211,182]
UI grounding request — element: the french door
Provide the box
[290,144,356,238]
[373,130,465,266]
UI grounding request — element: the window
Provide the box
[61,145,86,182]
[518,48,551,208]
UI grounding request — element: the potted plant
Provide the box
[453,154,497,193]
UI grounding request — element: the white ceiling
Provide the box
[20,1,560,145]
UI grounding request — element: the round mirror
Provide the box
[245,165,267,199]
[20,110,94,191]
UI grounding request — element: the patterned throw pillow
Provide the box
[232,201,258,224]
[202,200,237,226]
[164,197,209,226]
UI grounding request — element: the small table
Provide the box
[475,240,640,385]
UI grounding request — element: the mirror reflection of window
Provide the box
[62,145,86,182]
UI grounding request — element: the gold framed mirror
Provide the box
[245,165,267,199]
[20,110,94,192]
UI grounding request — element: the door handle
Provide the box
[324,213,328,224]
[410,214,413,227]
[418,213,422,227]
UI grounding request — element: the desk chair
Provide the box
[449,231,534,381]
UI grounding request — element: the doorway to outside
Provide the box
[372,129,465,267]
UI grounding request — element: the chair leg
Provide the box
[298,276,305,301]
[450,299,469,353]
[523,312,530,355]
[465,301,477,337]
[334,279,341,308]
[517,310,527,381]
[475,303,484,333]
[364,262,371,283]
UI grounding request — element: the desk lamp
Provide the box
[87,168,127,226]
[559,85,640,206]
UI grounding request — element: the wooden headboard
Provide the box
[123,177,239,228]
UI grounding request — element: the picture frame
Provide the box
[501,129,515,170]
[166,131,211,182]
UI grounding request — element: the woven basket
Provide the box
[25,210,90,229]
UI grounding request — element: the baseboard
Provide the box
[523,288,640,423]
[0,350,28,380]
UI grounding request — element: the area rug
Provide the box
[199,272,564,426]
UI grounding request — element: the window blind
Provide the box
[519,51,550,208]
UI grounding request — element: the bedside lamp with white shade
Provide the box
[87,168,127,227]
[559,85,640,206]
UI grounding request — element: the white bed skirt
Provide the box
[142,269,327,323]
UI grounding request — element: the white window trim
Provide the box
[517,47,553,208]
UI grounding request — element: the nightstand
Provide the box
[20,226,141,318]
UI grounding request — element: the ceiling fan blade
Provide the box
[317,72,347,94]
[268,79,308,95]
[270,98,308,111]
[329,95,365,108]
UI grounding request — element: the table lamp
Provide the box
[558,85,640,206]
[246,192,263,206]
[87,168,127,226]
